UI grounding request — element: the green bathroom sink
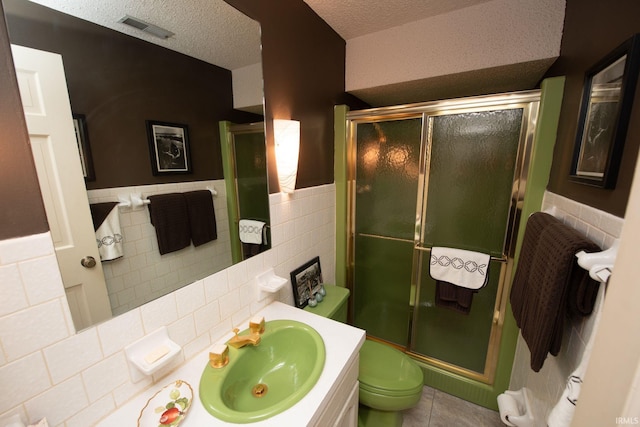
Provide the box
[199,319,326,423]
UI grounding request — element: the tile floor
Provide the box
[402,386,504,427]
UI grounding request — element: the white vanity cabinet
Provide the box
[311,354,359,427]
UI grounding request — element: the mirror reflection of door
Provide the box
[5,0,266,329]
[12,44,112,331]
[221,122,271,262]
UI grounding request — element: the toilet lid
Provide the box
[359,340,424,396]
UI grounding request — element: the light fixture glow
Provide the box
[273,119,300,194]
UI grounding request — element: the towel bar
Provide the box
[575,239,619,283]
[415,245,507,263]
[116,187,217,210]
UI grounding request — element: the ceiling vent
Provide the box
[118,15,174,39]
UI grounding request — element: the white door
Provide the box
[12,44,112,330]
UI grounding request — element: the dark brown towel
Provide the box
[89,202,118,231]
[510,212,600,372]
[435,281,475,314]
[184,190,217,247]
[148,193,191,255]
[509,212,558,321]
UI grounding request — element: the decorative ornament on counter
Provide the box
[137,380,193,427]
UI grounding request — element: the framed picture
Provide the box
[72,114,95,181]
[570,34,640,188]
[290,256,323,309]
[146,120,192,175]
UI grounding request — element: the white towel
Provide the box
[430,247,489,290]
[239,219,266,244]
[95,206,124,261]
[547,282,605,427]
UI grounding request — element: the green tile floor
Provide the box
[402,387,504,426]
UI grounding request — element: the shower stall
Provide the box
[219,121,271,263]
[345,91,540,385]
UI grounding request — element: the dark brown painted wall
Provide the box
[0,2,48,240]
[545,0,640,217]
[0,0,349,238]
[226,0,350,191]
[5,0,259,190]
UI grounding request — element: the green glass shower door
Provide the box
[234,131,269,224]
[233,130,271,257]
[352,118,422,346]
[412,108,524,374]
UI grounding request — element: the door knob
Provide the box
[80,256,97,268]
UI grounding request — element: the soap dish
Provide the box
[256,268,288,301]
[125,326,181,376]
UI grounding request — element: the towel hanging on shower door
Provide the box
[430,247,490,314]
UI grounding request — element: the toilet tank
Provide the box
[303,285,350,323]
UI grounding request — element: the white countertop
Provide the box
[97,302,365,426]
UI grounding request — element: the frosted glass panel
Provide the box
[412,256,503,373]
[352,118,421,346]
[355,118,421,240]
[422,109,523,256]
[353,235,413,346]
[235,131,269,222]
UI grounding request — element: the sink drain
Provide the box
[252,383,268,398]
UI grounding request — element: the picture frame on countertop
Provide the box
[290,256,323,309]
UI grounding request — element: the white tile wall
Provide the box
[86,180,233,315]
[0,183,336,426]
[509,190,624,425]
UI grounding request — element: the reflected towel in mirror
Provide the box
[148,193,191,255]
[89,202,123,261]
[184,190,217,246]
[239,219,266,244]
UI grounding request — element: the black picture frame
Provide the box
[146,120,192,175]
[570,34,640,188]
[290,256,323,309]
[72,114,95,182]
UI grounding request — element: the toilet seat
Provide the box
[358,340,424,411]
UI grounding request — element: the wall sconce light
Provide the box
[273,119,300,194]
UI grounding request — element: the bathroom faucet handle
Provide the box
[249,315,265,335]
[209,344,229,368]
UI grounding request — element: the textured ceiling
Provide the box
[303,0,495,40]
[21,0,262,70]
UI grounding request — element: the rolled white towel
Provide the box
[547,283,605,427]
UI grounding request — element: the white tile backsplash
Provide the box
[96,310,144,358]
[81,353,129,402]
[20,255,65,305]
[509,190,624,425]
[43,329,104,385]
[24,376,89,426]
[0,184,336,425]
[0,352,51,414]
[0,299,70,362]
[0,264,29,316]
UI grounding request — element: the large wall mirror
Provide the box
[4,0,269,330]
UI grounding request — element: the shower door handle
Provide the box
[492,310,501,325]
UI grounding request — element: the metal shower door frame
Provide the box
[346,90,540,384]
